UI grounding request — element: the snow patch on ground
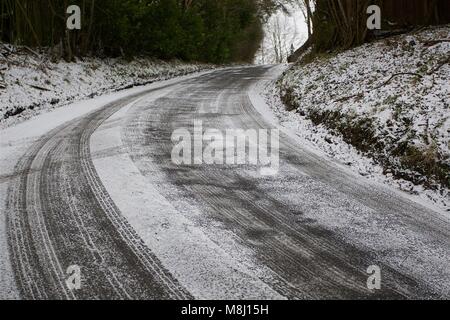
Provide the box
[0,44,213,128]
[264,83,448,213]
[263,27,449,212]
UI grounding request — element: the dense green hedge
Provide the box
[1,0,264,63]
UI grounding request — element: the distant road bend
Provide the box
[4,66,450,300]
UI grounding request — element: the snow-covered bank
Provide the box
[262,26,449,212]
[0,44,213,128]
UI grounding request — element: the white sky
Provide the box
[254,4,308,64]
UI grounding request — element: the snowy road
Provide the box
[1,66,449,299]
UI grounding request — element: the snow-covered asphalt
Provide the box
[0,66,449,299]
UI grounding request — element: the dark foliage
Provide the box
[0,0,268,63]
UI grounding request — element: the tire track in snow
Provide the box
[122,66,445,299]
[6,92,191,299]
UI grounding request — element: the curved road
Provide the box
[3,66,450,299]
